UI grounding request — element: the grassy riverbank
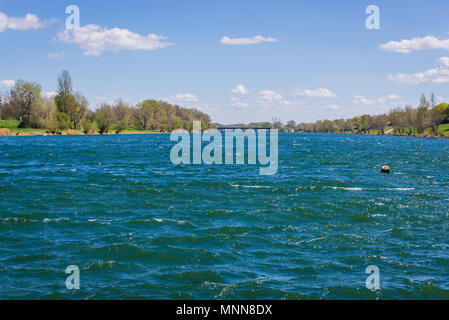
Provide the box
[2,119,449,139]
[0,120,164,136]
[341,123,449,137]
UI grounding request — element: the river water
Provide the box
[0,133,448,299]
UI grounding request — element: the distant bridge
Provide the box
[217,127,273,130]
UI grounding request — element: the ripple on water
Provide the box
[0,133,448,299]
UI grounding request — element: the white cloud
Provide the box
[388,94,401,100]
[0,12,46,32]
[353,94,407,110]
[56,24,173,56]
[0,80,15,88]
[230,97,249,108]
[388,56,449,84]
[256,90,290,105]
[164,93,199,103]
[379,36,449,53]
[47,51,66,59]
[257,90,282,103]
[354,95,386,106]
[295,88,338,98]
[230,84,248,95]
[326,104,340,110]
[220,35,278,45]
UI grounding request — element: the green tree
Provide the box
[95,104,114,134]
[113,99,132,126]
[343,119,355,132]
[372,114,388,134]
[0,94,17,120]
[114,120,127,134]
[403,105,415,134]
[356,114,371,133]
[81,118,95,134]
[431,103,448,134]
[416,94,430,134]
[55,70,75,114]
[72,93,88,129]
[134,100,158,130]
[10,80,43,128]
[172,116,184,130]
[54,71,87,129]
[46,112,70,134]
[41,97,57,122]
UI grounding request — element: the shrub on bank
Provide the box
[96,105,114,134]
[46,112,70,134]
[82,119,95,134]
[114,120,127,134]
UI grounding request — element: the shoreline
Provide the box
[296,131,449,140]
[0,130,171,137]
[308,131,449,140]
[1,129,448,139]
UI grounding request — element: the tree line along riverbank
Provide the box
[295,94,449,138]
[0,71,214,136]
[1,71,449,138]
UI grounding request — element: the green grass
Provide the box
[362,124,448,136]
[439,123,449,135]
[4,117,444,136]
[11,128,47,134]
[0,119,20,129]
[0,119,47,134]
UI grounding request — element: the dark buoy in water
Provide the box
[381,165,391,174]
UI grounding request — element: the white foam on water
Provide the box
[43,218,69,223]
[374,203,385,206]
[153,218,189,225]
[331,187,363,191]
[230,184,271,189]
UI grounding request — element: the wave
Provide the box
[43,217,69,223]
[331,187,363,191]
[153,218,193,226]
[230,184,271,189]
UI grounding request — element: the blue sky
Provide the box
[1,0,449,124]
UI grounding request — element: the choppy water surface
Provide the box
[0,133,448,299]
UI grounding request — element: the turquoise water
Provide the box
[0,133,448,299]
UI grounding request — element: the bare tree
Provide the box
[57,70,73,94]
